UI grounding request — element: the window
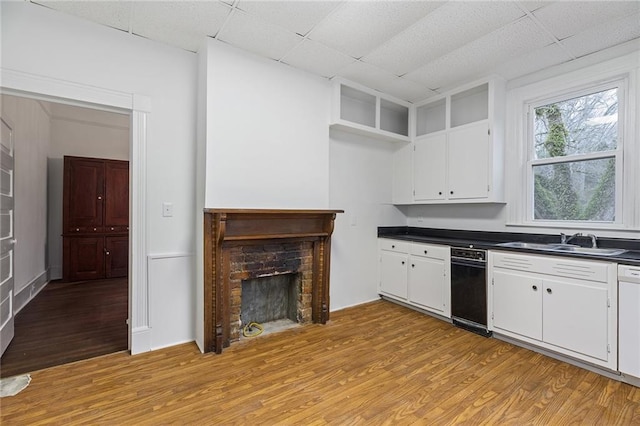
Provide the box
[526,81,623,225]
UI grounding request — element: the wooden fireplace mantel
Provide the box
[203,208,343,353]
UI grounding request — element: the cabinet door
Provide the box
[542,278,609,362]
[104,160,129,230]
[380,251,408,299]
[392,142,414,204]
[65,237,105,281]
[447,122,489,200]
[105,236,128,278]
[492,269,542,340]
[64,157,104,232]
[414,133,446,201]
[408,256,445,314]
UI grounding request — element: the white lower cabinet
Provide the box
[489,251,616,370]
[379,239,450,318]
[492,269,542,340]
[380,250,408,299]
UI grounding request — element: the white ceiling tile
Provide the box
[560,12,640,59]
[309,1,445,59]
[533,1,640,40]
[34,1,132,31]
[494,43,573,80]
[281,39,355,78]
[236,1,340,36]
[362,1,526,76]
[519,1,548,13]
[375,77,437,103]
[132,1,231,52]
[217,10,303,60]
[335,61,400,94]
[404,17,553,90]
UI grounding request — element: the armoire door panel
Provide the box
[104,161,129,228]
[67,237,105,281]
[64,157,104,232]
[106,236,128,278]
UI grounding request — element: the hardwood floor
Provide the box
[1,300,638,424]
[0,278,128,378]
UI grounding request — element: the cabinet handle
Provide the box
[97,196,103,200]
[424,250,428,254]
[438,192,442,195]
[392,245,395,248]
[93,228,97,231]
[111,227,114,231]
[411,264,415,268]
[75,228,79,232]
[546,288,552,294]
[450,191,454,195]
[106,251,110,255]
[401,261,405,265]
[532,285,537,291]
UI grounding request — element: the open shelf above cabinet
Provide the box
[331,78,411,143]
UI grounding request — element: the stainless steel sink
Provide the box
[496,242,555,250]
[550,246,627,256]
[496,241,627,256]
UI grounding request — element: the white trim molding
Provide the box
[505,51,640,235]
[1,68,151,354]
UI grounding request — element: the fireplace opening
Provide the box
[240,273,301,337]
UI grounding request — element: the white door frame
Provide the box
[1,68,152,354]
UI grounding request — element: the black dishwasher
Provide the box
[450,247,491,337]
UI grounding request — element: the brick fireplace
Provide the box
[203,209,342,354]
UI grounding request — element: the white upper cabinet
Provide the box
[331,78,411,143]
[409,78,506,204]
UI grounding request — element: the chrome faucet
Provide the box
[560,232,582,245]
[586,234,598,248]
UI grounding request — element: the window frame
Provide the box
[524,79,625,227]
[505,52,639,233]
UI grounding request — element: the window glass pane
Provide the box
[533,157,615,221]
[534,88,618,159]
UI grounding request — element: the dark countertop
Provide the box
[378,227,640,267]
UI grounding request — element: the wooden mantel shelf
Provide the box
[203,208,343,354]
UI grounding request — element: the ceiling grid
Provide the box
[30,0,640,102]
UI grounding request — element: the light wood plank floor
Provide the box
[1,300,639,425]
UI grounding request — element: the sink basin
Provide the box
[551,246,627,256]
[496,242,556,250]
[496,241,627,256]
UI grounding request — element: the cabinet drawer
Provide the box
[379,239,408,253]
[67,226,104,234]
[410,243,448,260]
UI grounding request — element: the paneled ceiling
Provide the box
[31,0,640,102]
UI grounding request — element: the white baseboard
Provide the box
[131,326,152,355]
[14,270,49,314]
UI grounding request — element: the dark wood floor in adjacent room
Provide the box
[0,278,128,378]
[1,300,638,425]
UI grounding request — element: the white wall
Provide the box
[0,95,50,304]
[197,40,403,347]
[1,2,198,350]
[47,104,130,280]
[203,40,330,209]
[329,129,407,310]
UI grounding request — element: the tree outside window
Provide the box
[531,87,619,223]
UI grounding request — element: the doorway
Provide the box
[0,95,131,375]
